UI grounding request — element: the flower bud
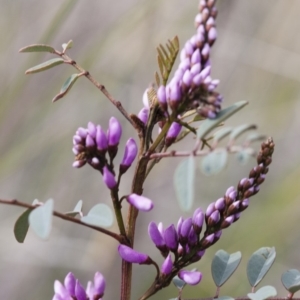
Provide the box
[192,208,204,234]
[102,166,117,189]
[127,193,153,211]
[64,272,76,296]
[107,117,122,147]
[161,254,173,275]
[148,221,166,250]
[118,245,150,264]
[96,125,108,151]
[120,138,138,172]
[179,218,193,244]
[142,88,150,109]
[93,272,106,298]
[164,224,178,252]
[207,210,220,226]
[165,122,182,147]
[75,280,86,300]
[157,85,168,112]
[72,160,86,168]
[138,107,149,125]
[87,122,97,139]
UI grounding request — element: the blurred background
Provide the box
[0,0,300,299]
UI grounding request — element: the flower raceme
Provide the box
[52,272,106,300]
[117,138,275,290]
[72,118,138,189]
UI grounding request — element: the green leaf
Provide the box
[229,124,257,141]
[196,101,248,140]
[19,44,55,53]
[81,203,113,228]
[62,40,73,52]
[236,148,254,165]
[200,149,228,176]
[211,250,242,287]
[52,73,80,102]
[247,247,276,287]
[172,275,186,290]
[213,127,233,143]
[174,156,195,212]
[65,200,83,217]
[247,286,277,300]
[14,208,32,243]
[281,269,300,294]
[25,58,64,74]
[29,199,54,240]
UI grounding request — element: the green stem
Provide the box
[110,188,126,236]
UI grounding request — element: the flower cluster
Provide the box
[72,117,138,189]
[117,138,274,290]
[149,138,274,265]
[53,272,106,300]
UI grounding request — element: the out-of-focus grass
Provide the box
[0,1,300,299]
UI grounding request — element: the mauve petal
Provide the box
[54,280,69,298]
[94,272,106,297]
[102,166,117,189]
[107,117,122,146]
[64,272,76,296]
[85,281,94,300]
[164,224,178,251]
[127,194,153,211]
[148,222,165,247]
[75,280,86,300]
[161,254,173,275]
[121,138,138,167]
[118,245,149,264]
[179,270,202,285]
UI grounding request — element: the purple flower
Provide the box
[157,85,167,112]
[118,244,150,264]
[107,117,122,146]
[207,210,220,226]
[148,222,166,249]
[127,193,153,211]
[93,272,106,297]
[96,125,108,151]
[164,224,178,252]
[165,122,182,147]
[179,218,193,244]
[87,122,97,139]
[161,254,173,275]
[138,107,149,125]
[75,280,86,300]
[192,207,204,234]
[64,272,76,296]
[121,138,138,169]
[102,166,117,189]
[178,270,202,286]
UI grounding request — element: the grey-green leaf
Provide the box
[247,286,277,300]
[200,149,228,176]
[65,200,83,217]
[213,127,233,144]
[25,58,64,74]
[211,250,242,287]
[52,73,80,102]
[247,247,276,287]
[81,203,113,228]
[62,40,73,52]
[245,133,267,144]
[29,199,53,240]
[236,148,254,165]
[174,156,195,212]
[281,269,300,294]
[229,124,257,142]
[197,101,248,140]
[172,275,186,290]
[14,208,32,243]
[19,44,55,53]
